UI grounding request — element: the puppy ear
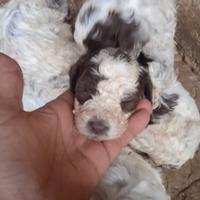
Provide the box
[69,52,98,93]
[137,52,153,101]
[69,53,90,93]
[143,73,153,102]
[69,62,79,93]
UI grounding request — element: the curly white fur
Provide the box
[0,0,82,111]
[0,1,200,200]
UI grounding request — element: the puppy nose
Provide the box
[88,119,109,135]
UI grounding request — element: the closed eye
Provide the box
[121,98,138,113]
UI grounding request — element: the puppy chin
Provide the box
[79,131,124,141]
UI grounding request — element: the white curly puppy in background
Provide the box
[0,0,171,200]
[0,0,82,111]
[72,0,200,168]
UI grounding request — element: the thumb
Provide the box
[119,99,152,147]
[0,53,23,111]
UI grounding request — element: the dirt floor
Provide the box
[0,0,200,199]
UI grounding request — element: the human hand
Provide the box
[0,53,152,200]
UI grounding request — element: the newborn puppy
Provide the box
[70,48,152,140]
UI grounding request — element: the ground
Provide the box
[1,0,200,199]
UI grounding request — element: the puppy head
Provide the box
[70,49,152,140]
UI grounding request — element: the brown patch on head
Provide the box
[83,11,140,52]
[69,52,105,104]
[138,69,153,102]
[137,52,153,103]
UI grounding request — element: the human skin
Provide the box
[0,53,151,200]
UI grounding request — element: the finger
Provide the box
[135,99,152,113]
[0,53,23,110]
[119,108,151,146]
[103,107,151,161]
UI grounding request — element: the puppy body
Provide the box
[74,0,176,68]
[0,0,82,111]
